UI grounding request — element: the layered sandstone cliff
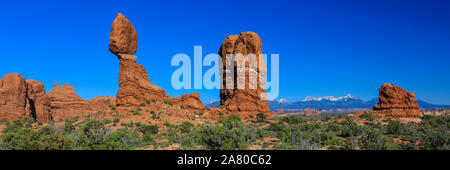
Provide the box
[372,83,421,119]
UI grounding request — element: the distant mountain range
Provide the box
[205,94,450,113]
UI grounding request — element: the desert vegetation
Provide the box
[0,113,448,150]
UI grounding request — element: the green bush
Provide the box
[359,129,400,150]
[340,120,364,137]
[179,122,194,133]
[136,124,159,135]
[280,116,307,125]
[384,120,411,136]
[196,116,256,150]
[163,100,174,106]
[420,129,449,150]
[256,113,267,122]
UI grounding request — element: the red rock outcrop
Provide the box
[0,73,28,120]
[109,13,169,107]
[305,108,313,115]
[0,74,53,121]
[25,80,52,121]
[173,92,205,111]
[218,32,270,113]
[48,83,115,120]
[313,109,320,115]
[372,83,421,119]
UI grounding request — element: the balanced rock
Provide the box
[109,13,138,56]
[218,32,270,113]
[372,83,421,119]
[109,14,168,107]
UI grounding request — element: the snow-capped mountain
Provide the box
[301,94,358,102]
[275,98,291,104]
[205,100,220,108]
[205,95,450,114]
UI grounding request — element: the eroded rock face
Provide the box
[48,83,91,120]
[0,73,28,120]
[218,32,270,113]
[48,83,115,120]
[109,13,138,56]
[109,14,169,107]
[115,54,169,107]
[373,83,421,119]
[25,80,52,121]
[174,92,205,111]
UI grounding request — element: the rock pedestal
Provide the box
[218,32,270,113]
[109,13,169,107]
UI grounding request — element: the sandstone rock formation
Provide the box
[313,109,320,115]
[218,32,270,113]
[48,83,93,120]
[173,92,205,111]
[0,73,29,120]
[25,80,52,121]
[0,74,53,121]
[305,108,312,115]
[372,83,421,119]
[109,13,169,107]
[48,83,115,120]
[109,13,138,56]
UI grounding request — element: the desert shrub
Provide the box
[103,119,112,125]
[194,111,204,116]
[421,115,449,129]
[136,124,159,135]
[359,129,400,150]
[326,122,342,132]
[256,113,267,123]
[360,113,376,121]
[222,115,242,129]
[163,100,174,106]
[420,129,449,150]
[344,137,357,150]
[257,129,265,139]
[196,116,256,150]
[63,122,75,133]
[321,131,343,147]
[143,132,155,144]
[340,120,364,137]
[104,128,144,150]
[321,115,332,122]
[179,122,194,133]
[280,116,307,125]
[384,120,412,136]
[180,136,196,150]
[113,118,120,123]
[73,119,112,149]
[0,121,75,150]
[164,121,175,129]
[109,105,116,111]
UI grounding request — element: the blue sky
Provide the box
[1,0,450,104]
